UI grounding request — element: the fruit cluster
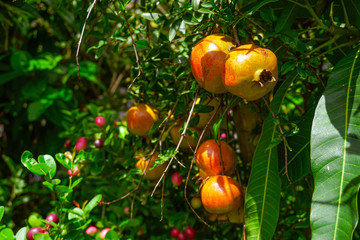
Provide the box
[195,139,244,223]
[190,34,278,101]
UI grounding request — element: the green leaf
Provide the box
[169,19,182,41]
[83,194,102,217]
[245,72,297,240]
[192,0,200,11]
[141,13,161,21]
[105,230,119,240]
[38,155,56,179]
[68,208,83,220]
[212,96,241,139]
[15,227,27,240]
[0,71,23,86]
[242,0,278,18]
[0,206,4,222]
[33,232,51,240]
[21,151,45,175]
[71,177,83,189]
[310,47,360,239]
[275,3,298,33]
[55,153,71,169]
[279,106,315,184]
[27,100,54,122]
[0,228,14,240]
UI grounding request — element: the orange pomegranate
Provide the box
[190,34,235,94]
[127,104,158,137]
[200,175,242,214]
[195,139,236,178]
[170,124,202,149]
[193,97,221,129]
[222,44,278,101]
[135,153,166,180]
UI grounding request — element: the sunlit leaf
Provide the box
[310,47,360,239]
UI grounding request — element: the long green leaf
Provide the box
[279,105,315,184]
[245,72,297,240]
[310,47,360,239]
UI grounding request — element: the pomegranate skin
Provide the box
[190,34,235,94]
[195,139,236,178]
[223,44,278,101]
[200,175,242,214]
[126,104,158,137]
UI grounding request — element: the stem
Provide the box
[303,0,330,31]
[76,0,97,76]
[151,87,200,196]
[262,97,292,184]
[307,37,338,56]
[340,0,351,29]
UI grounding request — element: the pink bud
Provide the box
[100,228,111,239]
[221,133,226,139]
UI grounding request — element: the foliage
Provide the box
[1,0,360,239]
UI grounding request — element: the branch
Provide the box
[76,0,97,77]
[151,87,201,197]
[262,97,292,184]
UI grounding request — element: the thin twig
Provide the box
[151,87,201,197]
[305,62,326,89]
[262,97,291,184]
[183,98,223,227]
[160,174,166,221]
[76,0,97,76]
[340,0,351,29]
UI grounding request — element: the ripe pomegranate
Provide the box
[171,172,183,186]
[45,213,59,228]
[190,34,235,93]
[223,44,278,101]
[193,97,221,129]
[135,153,166,180]
[200,175,242,214]
[170,124,201,149]
[195,139,236,178]
[26,227,44,240]
[126,104,158,137]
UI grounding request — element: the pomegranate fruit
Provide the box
[190,196,202,209]
[170,124,201,149]
[195,139,236,178]
[193,97,221,129]
[135,153,166,180]
[223,44,278,101]
[200,175,242,214]
[190,34,235,93]
[126,104,158,137]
